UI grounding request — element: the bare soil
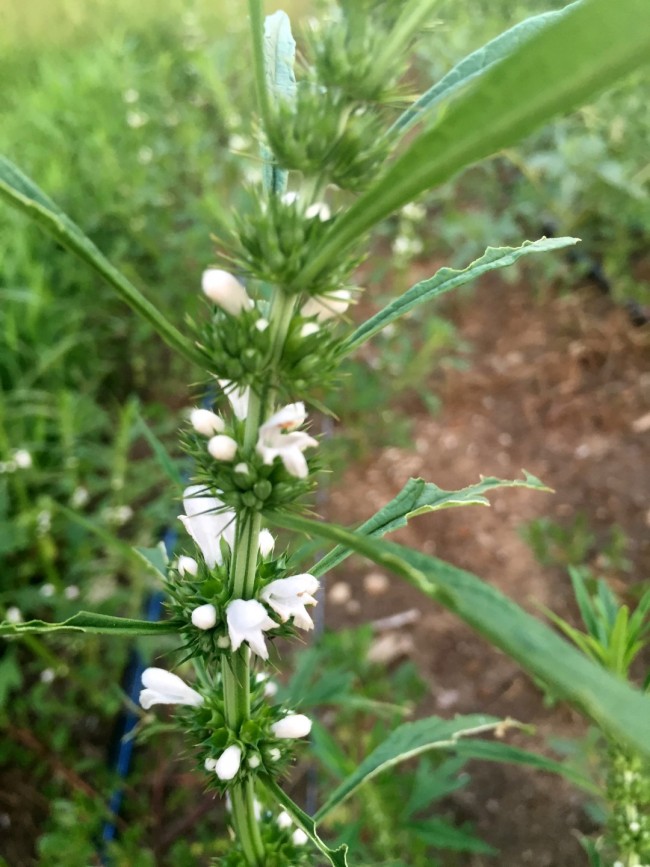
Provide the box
[322,273,650,866]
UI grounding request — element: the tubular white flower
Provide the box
[190,408,225,437]
[218,379,250,421]
[271,714,312,739]
[207,434,238,462]
[256,403,318,480]
[215,744,242,781]
[201,269,252,316]
[226,599,276,660]
[177,555,198,577]
[301,288,352,321]
[258,529,275,558]
[191,603,218,630]
[260,574,320,630]
[292,829,309,846]
[139,667,203,710]
[179,485,236,568]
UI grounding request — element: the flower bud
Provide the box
[292,829,308,846]
[258,529,275,558]
[208,435,238,462]
[267,748,281,762]
[215,744,242,781]
[204,757,218,771]
[202,269,252,316]
[301,289,352,322]
[277,811,292,829]
[247,754,261,769]
[177,555,199,577]
[191,603,217,630]
[271,713,312,739]
[190,408,225,437]
[300,322,320,338]
[255,318,270,332]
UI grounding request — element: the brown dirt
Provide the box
[322,274,650,866]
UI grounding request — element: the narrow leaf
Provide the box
[312,472,551,578]
[262,10,296,195]
[390,1,582,135]
[408,819,495,854]
[0,156,203,367]
[315,714,505,821]
[0,611,177,637]
[135,413,184,488]
[261,776,349,867]
[342,238,578,353]
[298,0,650,285]
[271,513,650,760]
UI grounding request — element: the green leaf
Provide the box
[342,238,578,353]
[298,0,650,284]
[262,10,296,195]
[270,513,650,760]
[261,776,349,867]
[390,1,582,135]
[0,611,178,637]
[134,543,169,580]
[135,413,184,488]
[407,818,495,855]
[315,714,505,821]
[0,156,203,367]
[311,471,551,578]
[453,740,596,794]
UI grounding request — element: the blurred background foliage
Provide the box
[0,0,648,863]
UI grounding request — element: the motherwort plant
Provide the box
[2,0,650,864]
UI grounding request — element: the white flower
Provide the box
[71,486,89,508]
[5,606,22,624]
[139,667,203,709]
[302,289,352,321]
[247,754,261,769]
[40,583,55,598]
[277,811,292,829]
[207,435,238,462]
[268,747,281,762]
[191,603,218,630]
[255,318,269,332]
[190,408,225,437]
[12,449,32,469]
[258,529,275,558]
[292,829,309,846]
[179,485,236,568]
[177,555,199,577]
[215,744,242,781]
[219,379,250,421]
[204,757,218,771]
[271,714,312,739]
[64,585,80,600]
[202,269,252,316]
[260,574,319,630]
[40,668,56,684]
[300,322,320,338]
[226,599,275,660]
[256,403,318,480]
[305,201,331,221]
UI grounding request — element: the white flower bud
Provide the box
[64,585,80,600]
[264,680,278,698]
[258,529,275,558]
[255,318,269,332]
[268,748,281,762]
[13,449,32,469]
[234,462,250,476]
[292,829,308,846]
[215,744,242,781]
[207,435,238,461]
[204,757,218,771]
[5,606,23,624]
[202,269,252,316]
[178,555,199,577]
[217,635,231,648]
[271,714,312,739]
[305,202,330,221]
[301,289,352,322]
[300,322,320,338]
[247,754,261,769]
[40,668,56,684]
[191,604,217,630]
[190,408,225,437]
[277,810,292,829]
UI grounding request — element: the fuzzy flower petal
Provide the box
[226,599,276,660]
[219,379,250,421]
[202,269,252,316]
[139,667,203,710]
[179,485,236,569]
[256,404,318,479]
[301,289,352,321]
[190,408,225,437]
[260,574,319,630]
[271,714,312,739]
[258,529,275,558]
[215,744,242,781]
